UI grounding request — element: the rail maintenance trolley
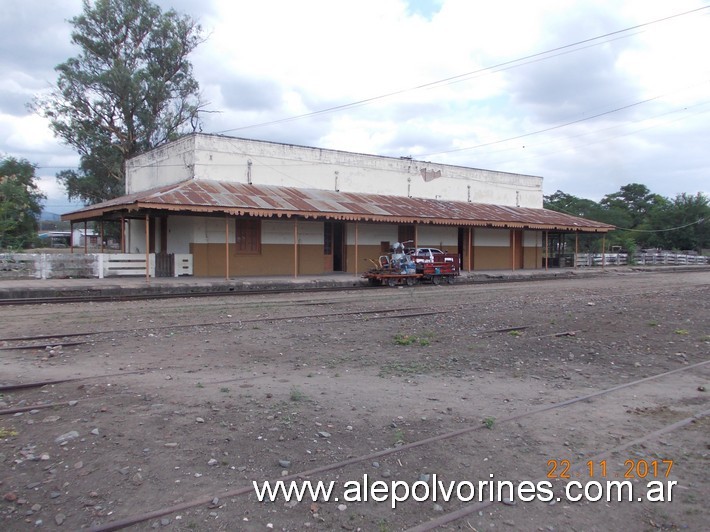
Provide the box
[363,242,460,287]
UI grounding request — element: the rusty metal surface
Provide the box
[63,179,614,232]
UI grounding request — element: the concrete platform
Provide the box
[0,265,707,301]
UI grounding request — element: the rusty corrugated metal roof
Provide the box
[62,179,614,232]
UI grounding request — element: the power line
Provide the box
[213,5,710,135]
[422,79,710,158]
[419,94,670,157]
[545,204,706,233]
[620,218,705,233]
[467,97,710,163]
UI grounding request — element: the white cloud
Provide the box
[1,0,709,212]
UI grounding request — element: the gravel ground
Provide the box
[1,269,709,531]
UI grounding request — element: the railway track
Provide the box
[2,272,707,531]
[76,359,709,532]
[0,268,613,306]
[0,305,463,345]
[4,352,708,531]
[0,283,369,306]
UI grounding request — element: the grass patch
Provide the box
[379,361,431,377]
[378,520,392,532]
[508,330,523,337]
[483,416,495,429]
[395,331,435,347]
[393,428,405,445]
[394,334,417,346]
[290,387,307,402]
[0,427,18,438]
[674,329,689,335]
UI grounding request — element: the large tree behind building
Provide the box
[599,183,665,229]
[0,157,46,249]
[33,0,205,204]
[646,193,709,252]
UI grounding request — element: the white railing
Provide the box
[574,253,628,267]
[574,251,709,267]
[174,254,193,276]
[635,251,709,265]
[0,253,193,280]
[102,253,152,277]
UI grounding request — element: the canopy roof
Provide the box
[62,179,614,233]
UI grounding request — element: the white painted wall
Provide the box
[129,216,329,252]
[262,220,323,245]
[167,216,196,254]
[346,223,397,245]
[474,228,510,247]
[126,219,148,253]
[127,134,543,208]
[129,216,224,253]
[126,136,196,194]
[524,230,542,247]
[130,217,540,255]
[417,225,458,249]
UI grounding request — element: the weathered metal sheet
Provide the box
[62,179,614,232]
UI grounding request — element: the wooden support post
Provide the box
[225,214,230,280]
[602,233,606,270]
[100,221,105,253]
[511,230,515,271]
[354,221,359,276]
[70,222,74,253]
[83,221,88,254]
[145,214,150,283]
[468,227,473,272]
[120,217,125,253]
[545,231,548,271]
[293,218,299,278]
[574,232,578,269]
[414,223,418,251]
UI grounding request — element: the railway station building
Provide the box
[62,134,613,277]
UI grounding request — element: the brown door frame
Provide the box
[511,229,524,270]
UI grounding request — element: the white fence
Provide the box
[574,253,628,267]
[574,251,709,267]
[0,253,193,280]
[634,251,709,266]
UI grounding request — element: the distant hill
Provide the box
[40,210,62,221]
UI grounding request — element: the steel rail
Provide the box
[0,340,87,351]
[87,358,710,532]
[407,407,710,532]
[0,368,156,394]
[0,284,371,306]
[0,269,614,307]
[0,306,458,343]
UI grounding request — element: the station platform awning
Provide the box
[62,179,615,233]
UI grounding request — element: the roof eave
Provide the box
[61,201,615,233]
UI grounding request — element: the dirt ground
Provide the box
[1,269,709,531]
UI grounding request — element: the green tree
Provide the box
[33,0,205,204]
[600,183,665,229]
[0,157,46,249]
[543,191,609,251]
[647,193,709,252]
[544,190,603,219]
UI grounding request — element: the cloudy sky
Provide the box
[1,0,708,214]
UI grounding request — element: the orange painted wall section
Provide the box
[190,241,542,276]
